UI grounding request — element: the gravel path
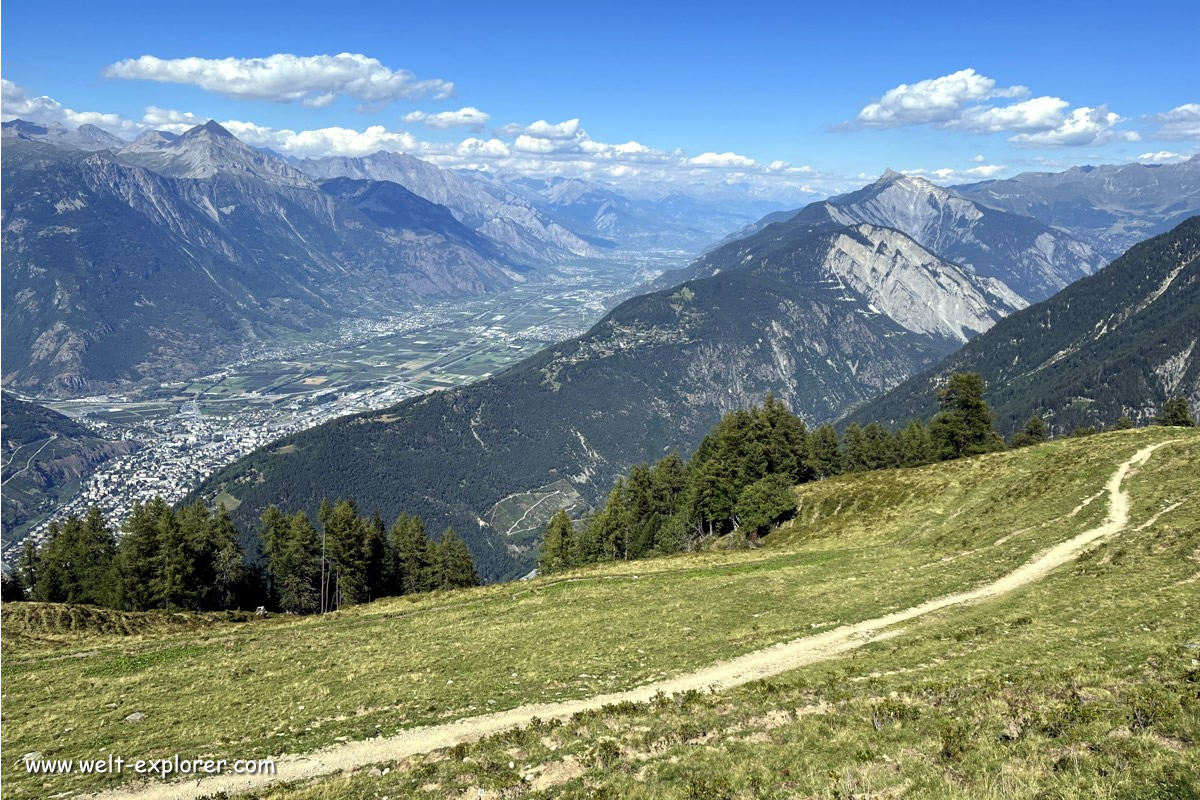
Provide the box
[88,441,1176,800]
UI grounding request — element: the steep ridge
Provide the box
[690,169,1105,301]
[197,224,1006,580]
[844,216,1200,434]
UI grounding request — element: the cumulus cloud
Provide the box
[103,53,454,106]
[850,69,1139,148]
[1137,150,1192,163]
[1,78,139,135]
[1145,103,1200,141]
[855,68,1028,128]
[688,151,758,168]
[1008,106,1140,148]
[402,107,490,132]
[494,118,583,140]
[902,163,1007,182]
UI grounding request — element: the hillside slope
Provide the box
[195,223,1001,580]
[845,215,1200,435]
[5,429,1197,799]
[1,394,135,542]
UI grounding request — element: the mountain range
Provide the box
[693,169,1106,302]
[1,122,530,394]
[955,155,1200,260]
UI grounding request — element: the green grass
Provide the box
[2,428,1197,799]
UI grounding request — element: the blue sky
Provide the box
[3,0,1197,199]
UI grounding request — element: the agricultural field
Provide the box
[2,428,1196,799]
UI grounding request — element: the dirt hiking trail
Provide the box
[90,441,1178,800]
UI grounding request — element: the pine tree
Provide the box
[322,499,368,607]
[363,513,390,601]
[389,513,434,595]
[1010,415,1049,448]
[806,424,844,478]
[157,503,202,610]
[896,419,933,467]
[928,373,1006,460]
[861,423,899,470]
[34,510,117,606]
[1156,396,1196,427]
[540,509,574,574]
[16,538,39,600]
[842,423,869,472]
[209,506,246,609]
[1114,415,1135,430]
[432,529,479,589]
[117,500,167,610]
[736,474,795,537]
[275,512,321,614]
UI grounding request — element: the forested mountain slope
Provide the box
[197,224,1007,580]
[845,216,1200,435]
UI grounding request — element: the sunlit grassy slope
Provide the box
[2,428,1197,799]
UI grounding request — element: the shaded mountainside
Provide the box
[844,216,1200,436]
[1,394,135,541]
[196,224,988,581]
[675,170,1104,302]
[298,151,601,263]
[956,155,1200,259]
[1,125,520,395]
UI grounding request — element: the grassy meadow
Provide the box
[1,428,1197,799]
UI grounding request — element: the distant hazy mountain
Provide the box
[2,119,128,152]
[844,216,1200,435]
[298,151,601,264]
[689,170,1104,302]
[196,223,1003,580]
[490,175,769,250]
[1,393,136,540]
[955,156,1200,260]
[1,123,522,395]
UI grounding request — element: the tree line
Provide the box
[5,498,478,611]
[539,375,1196,574]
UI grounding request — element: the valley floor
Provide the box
[2,428,1197,799]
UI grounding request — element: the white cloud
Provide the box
[1137,150,1192,163]
[495,118,582,140]
[971,154,986,162]
[103,53,454,106]
[1009,106,1140,148]
[855,68,1027,128]
[1,78,139,134]
[403,107,490,132]
[903,163,1007,182]
[951,96,1069,133]
[688,151,758,168]
[851,70,1139,148]
[1146,103,1200,141]
[2,81,832,199]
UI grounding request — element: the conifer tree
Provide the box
[540,509,574,574]
[896,419,933,467]
[1156,396,1196,427]
[736,473,795,537]
[117,499,169,610]
[806,424,844,478]
[34,511,117,606]
[209,506,247,609]
[363,513,390,601]
[275,512,321,614]
[1011,415,1049,448]
[322,499,368,607]
[842,423,869,472]
[389,513,434,595]
[861,423,899,470]
[16,538,39,600]
[432,529,479,589]
[1115,415,1135,430]
[928,373,1006,460]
